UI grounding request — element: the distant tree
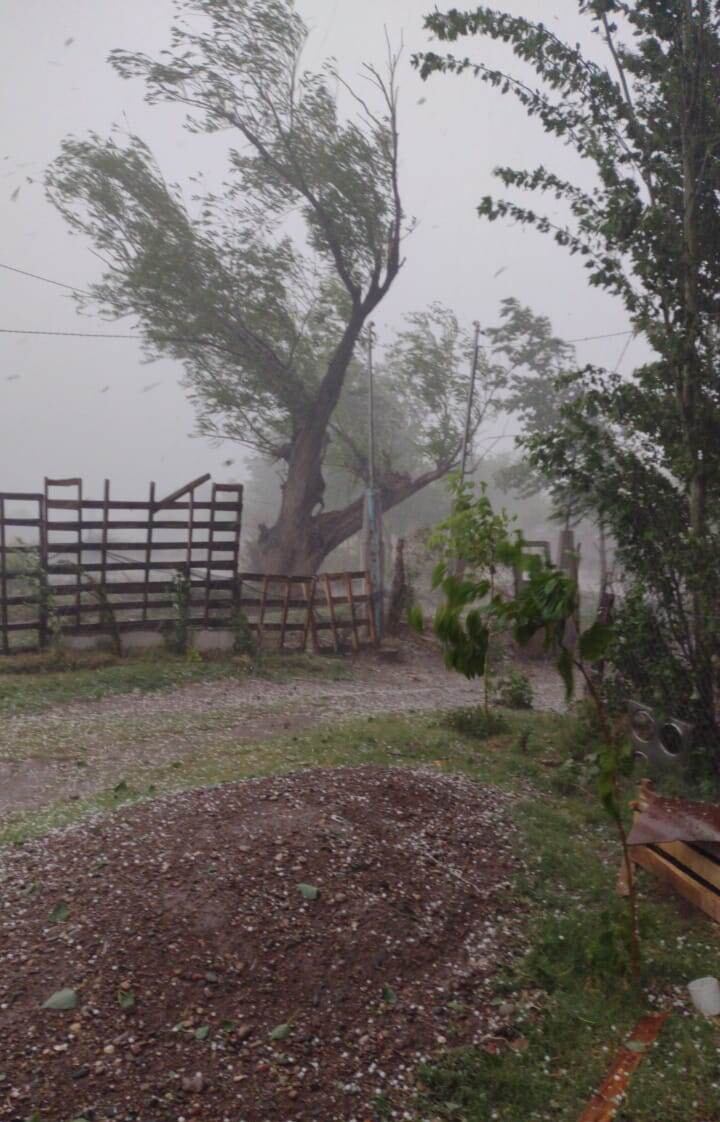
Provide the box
[417,2,720,752]
[46,0,502,574]
[486,299,584,525]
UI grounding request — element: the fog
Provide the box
[1,1,639,525]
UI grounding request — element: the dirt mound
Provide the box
[0,766,521,1121]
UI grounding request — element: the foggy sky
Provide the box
[1,1,639,518]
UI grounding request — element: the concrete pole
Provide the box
[364,323,384,639]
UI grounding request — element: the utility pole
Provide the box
[364,322,384,640]
[454,321,482,578]
[459,321,482,485]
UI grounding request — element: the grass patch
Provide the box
[0,648,350,716]
[0,700,717,1119]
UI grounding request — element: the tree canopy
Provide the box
[417,1,720,747]
[46,0,518,573]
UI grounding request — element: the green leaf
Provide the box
[48,902,70,924]
[113,779,129,796]
[195,1024,210,1041]
[407,603,424,633]
[269,1022,291,1040]
[431,561,447,589]
[579,621,613,661]
[381,984,397,1005]
[297,883,319,900]
[42,988,78,1011]
[117,988,135,1010]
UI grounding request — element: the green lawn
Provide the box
[0,687,718,1121]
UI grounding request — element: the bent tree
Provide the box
[46,0,500,574]
[418,2,720,751]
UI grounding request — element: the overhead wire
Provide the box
[0,258,638,347]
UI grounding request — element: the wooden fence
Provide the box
[0,475,375,654]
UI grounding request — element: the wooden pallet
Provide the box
[631,841,720,923]
[626,780,720,923]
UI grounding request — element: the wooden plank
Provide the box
[38,494,48,648]
[46,540,238,553]
[48,560,237,574]
[45,499,239,511]
[238,596,319,610]
[96,578,235,596]
[154,472,211,509]
[345,572,360,651]
[302,577,319,653]
[279,578,292,651]
[46,519,232,531]
[0,497,8,655]
[323,574,340,653]
[323,570,369,580]
[204,484,216,625]
[2,518,42,528]
[632,845,720,923]
[657,840,720,891]
[53,597,233,617]
[0,492,44,502]
[258,575,270,648]
[76,478,83,629]
[99,480,110,596]
[0,543,55,554]
[45,477,83,630]
[578,1012,669,1122]
[364,570,378,645]
[4,594,44,607]
[230,487,243,623]
[142,482,154,623]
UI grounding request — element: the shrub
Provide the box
[494,669,534,709]
[446,706,510,740]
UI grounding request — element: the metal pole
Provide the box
[459,320,482,484]
[364,323,384,639]
[368,322,376,491]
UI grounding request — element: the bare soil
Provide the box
[0,642,564,820]
[0,765,524,1122]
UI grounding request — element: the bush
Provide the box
[494,669,534,710]
[603,586,691,718]
[446,706,510,740]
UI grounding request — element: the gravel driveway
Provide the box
[0,644,565,820]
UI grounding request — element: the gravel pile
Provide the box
[0,766,524,1121]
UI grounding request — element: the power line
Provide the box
[1,258,638,346]
[0,261,93,297]
[0,327,146,340]
[566,329,634,344]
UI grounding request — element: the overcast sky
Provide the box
[1,1,638,515]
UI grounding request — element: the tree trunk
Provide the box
[254,463,454,576]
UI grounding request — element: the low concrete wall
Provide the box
[192,628,235,654]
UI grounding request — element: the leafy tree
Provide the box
[429,474,515,713]
[413,483,640,981]
[486,300,582,521]
[46,0,503,574]
[417,2,720,752]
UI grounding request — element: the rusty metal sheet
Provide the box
[628,785,720,849]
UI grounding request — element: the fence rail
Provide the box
[0,477,375,654]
